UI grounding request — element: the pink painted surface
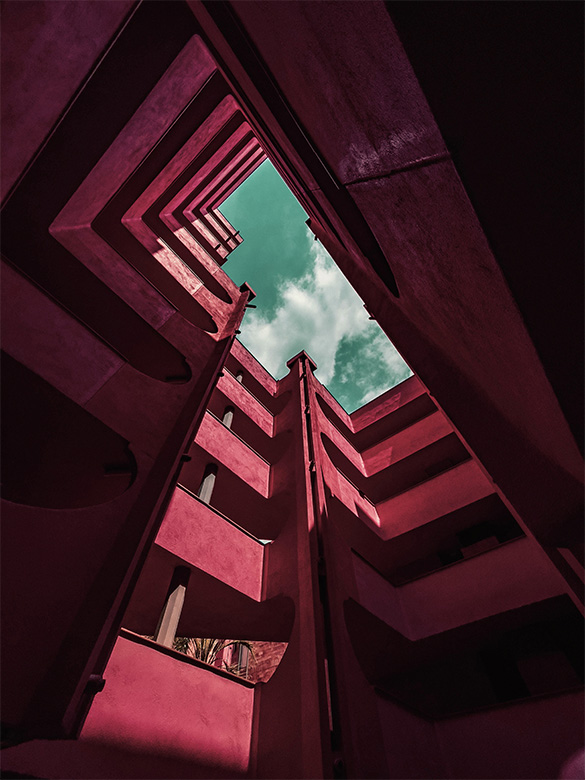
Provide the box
[316,407,364,473]
[187,141,261,215]
[320,450,380,528]
[195,412,270,496]
[1,450,152,724]
[351,553,410,637]
[233,1,445,184]
[123,98,240,222]
[123,220,230,332]
[2,7,581,779]
[207,150,267,211]
[204,211,230,240]
[1,262,124,404]
[318,450,373,520]
[53,36,215,228]
[352,538,568,641]
[315,384,353,429]
[560,749,585,780]
[49,221,177,331]
[436,691,584,780]
[377,459,494,539]
[49,36,225,333]
[216,372,274,436]
[231,339,278,395]
[223,0,583,552]
[0,0,134,199]
[350,375,427,431]
[317,402,454,480]
[162,124,253,218]
[347,168,583,478]
[362,411,451,475]
[156,487,264,600]
[80,635,253,774]
[401,536,570,639]
[376,695,446,779]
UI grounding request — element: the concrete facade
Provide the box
[1,2,583,779]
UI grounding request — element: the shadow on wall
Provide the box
[1,352,137,508]
[0,738,250,779]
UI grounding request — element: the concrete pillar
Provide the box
[155,566,191,648]
[222,406,234,429]
[197,463,217,504]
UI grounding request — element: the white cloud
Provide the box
[239,238,370,383]
[332,329,413,410]
[239,235,413,410]
[356,331,413,405]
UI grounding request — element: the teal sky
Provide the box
[220,160,412,413]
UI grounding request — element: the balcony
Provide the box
[377,459,494,540]
[80,631,255,778]
[156,486,265,601]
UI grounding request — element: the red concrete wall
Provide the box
[194,412,270,496]
[1,0,134,199]
[82,635,254,774]
[2,5,582,779]
[377,459,494,538]
[156,487,264,601]
[214,0,583,554]
[400,537,569,639]
[376,696,447,779]
[436,691,584,779]
[1,634,255,779]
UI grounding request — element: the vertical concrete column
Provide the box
[222,406,234,429]
[237,644,250,677]
[155,566,191,648]
[197,463,218,504]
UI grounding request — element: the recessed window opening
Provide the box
[218,158,412,413]
[235,370,244,384]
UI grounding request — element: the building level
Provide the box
[1,2,583,778]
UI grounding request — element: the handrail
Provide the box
[176,483,270,545]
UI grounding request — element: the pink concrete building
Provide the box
[1,2,583,779]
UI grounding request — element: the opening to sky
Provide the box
[220,160,412,413]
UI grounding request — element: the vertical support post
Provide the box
[239,644,250,678]
[222,406,234,429]
[197,463,217,504]
[155,566,191,648]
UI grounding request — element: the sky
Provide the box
[219,160,412,413]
